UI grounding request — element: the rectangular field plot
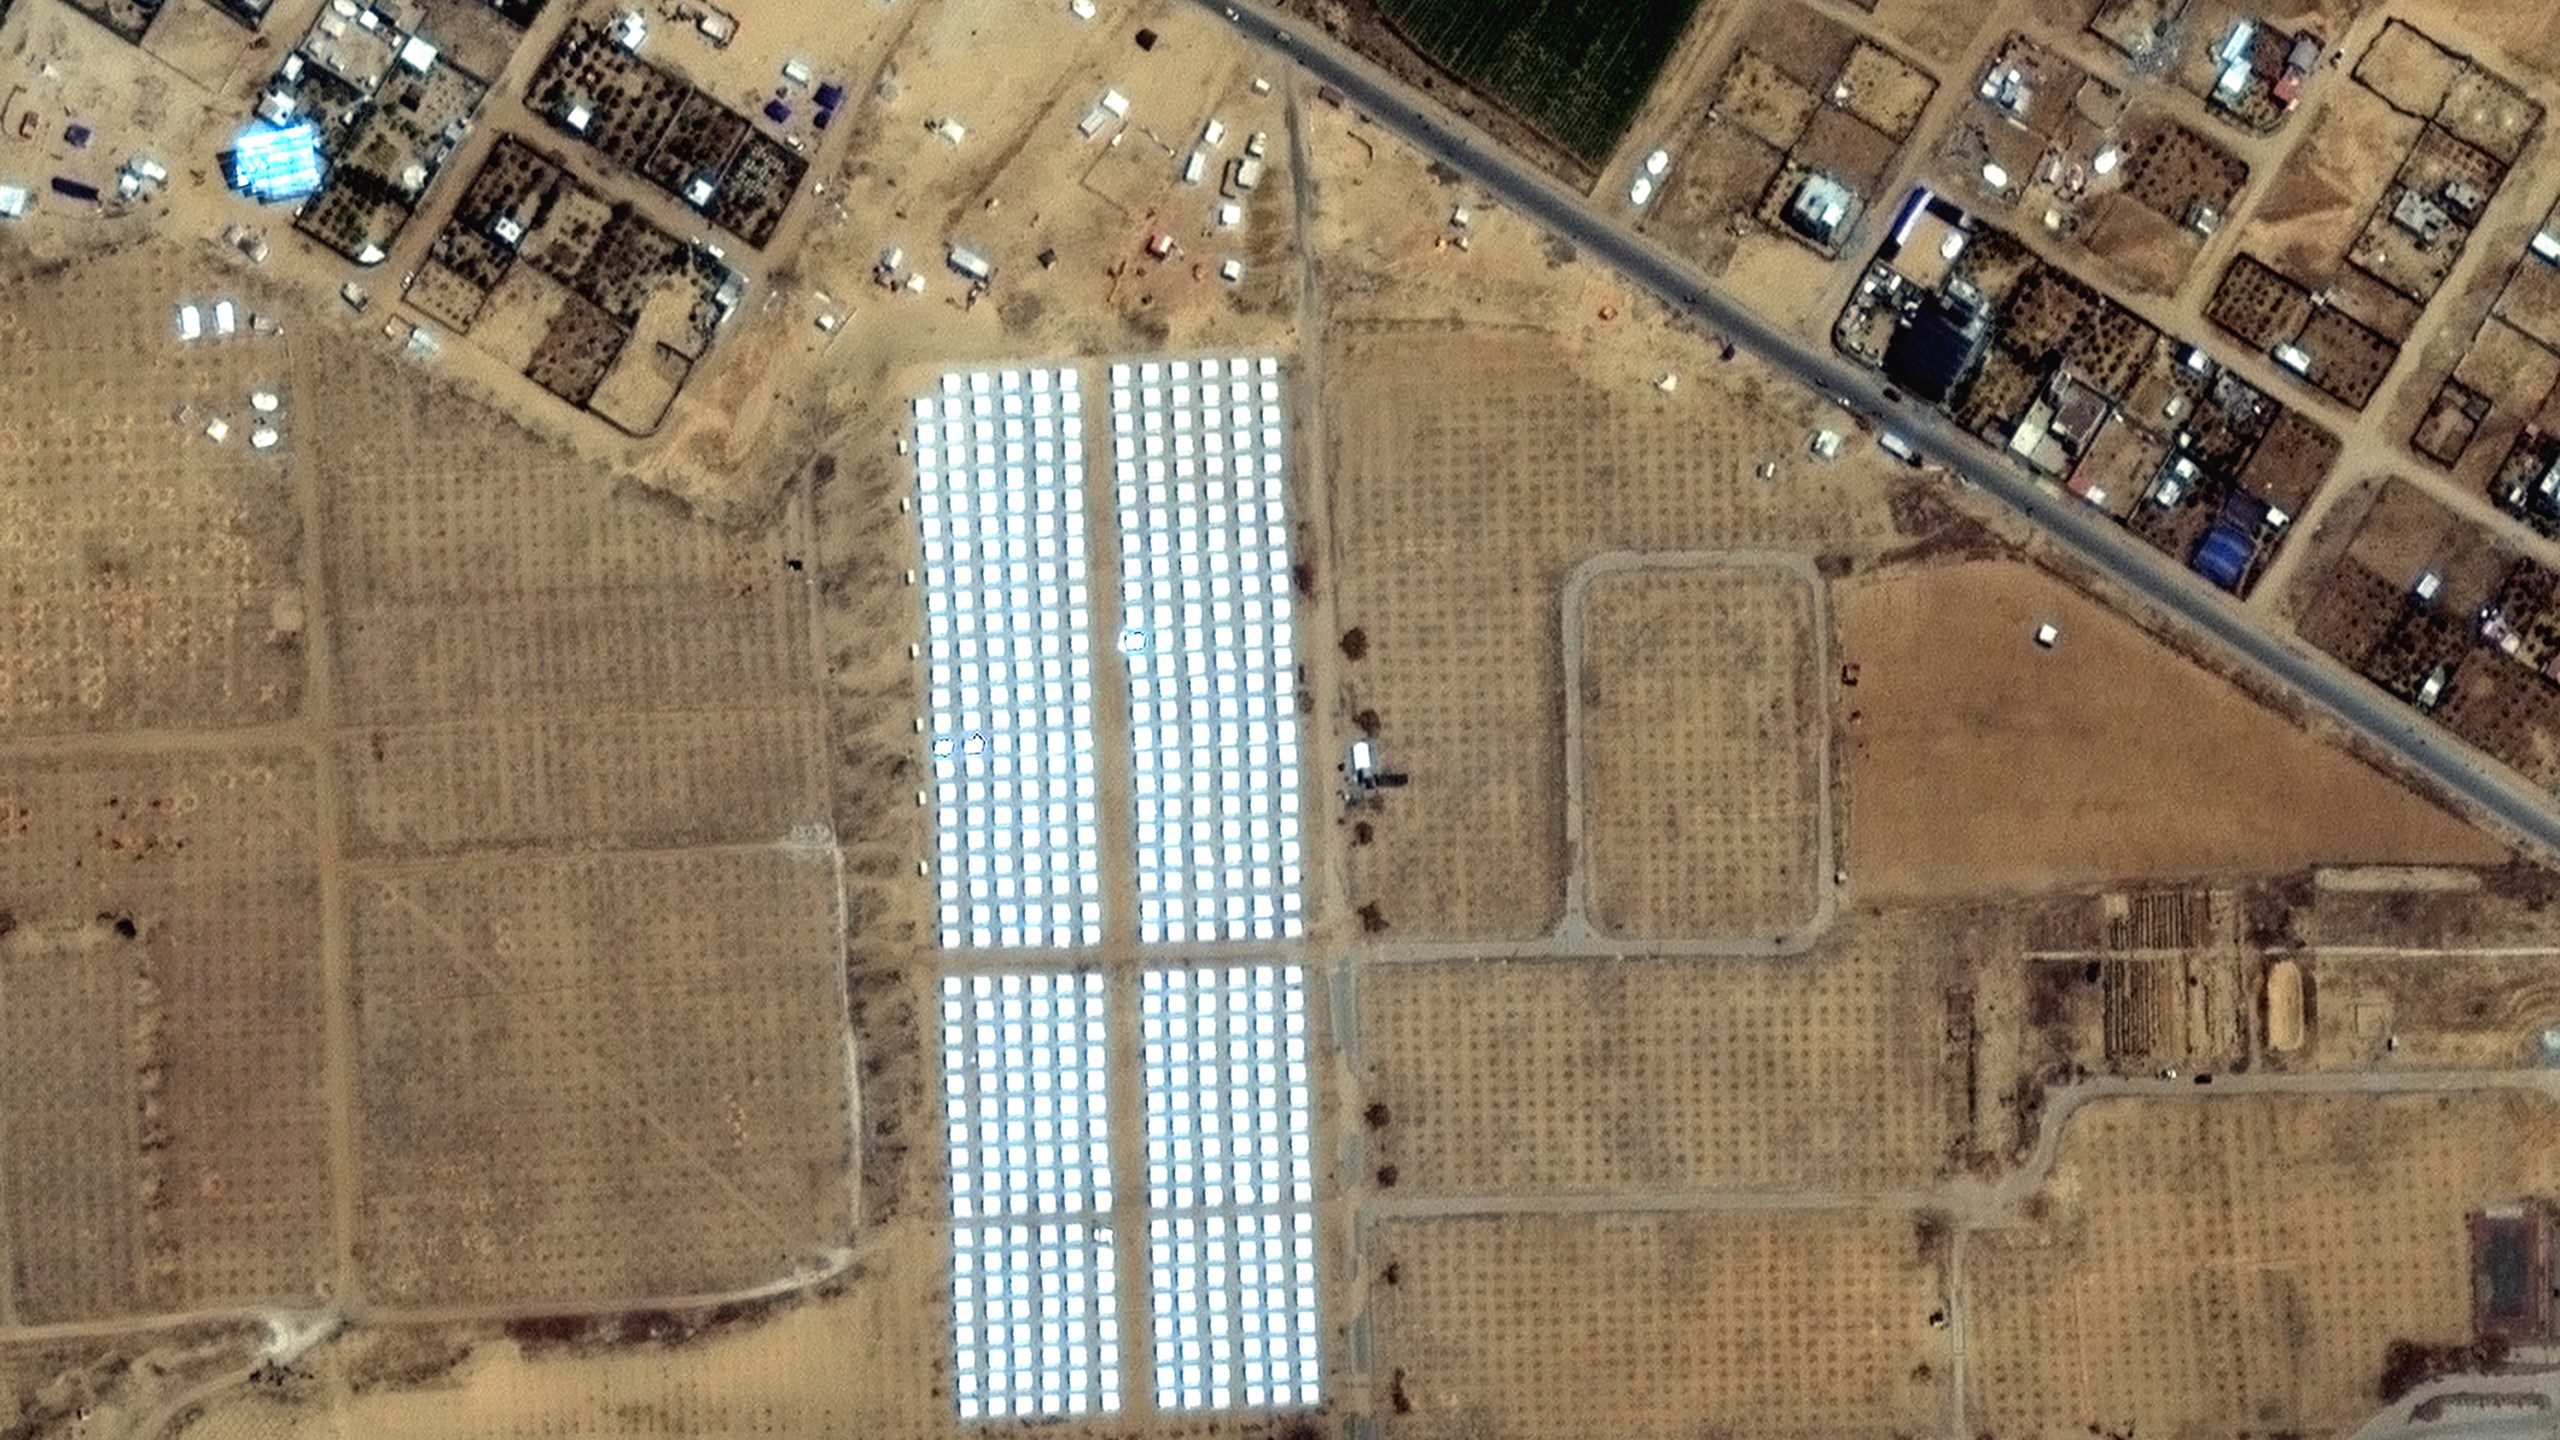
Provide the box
[0,249,306,732]
[1111,358,1304,946]
[1141,964,1320,1410]
[1579,564,1823,938]
[1357,945,1951,1195]
[350,848,850,1308]
[1328,329,1898,941]
[338,705,825,855]
[940,971,1120,1419]
[1971,1093,2560,1440]
[0,753,331,1323]
[913,368,1102,951]
[1370,1211,1942,1440]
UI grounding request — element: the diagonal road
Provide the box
[1200,0,2560,864]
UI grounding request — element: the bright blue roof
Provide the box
[227,122,326,204]
[2192,521,2256,593]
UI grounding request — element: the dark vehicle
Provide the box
[50,176,100,203]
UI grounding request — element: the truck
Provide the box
[1877,431,1920,467]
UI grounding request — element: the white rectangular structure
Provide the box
[942,971,1121,1418]
[914,368,1103,950]
[1111,357,1303,945]
[1142,964,1320,1410]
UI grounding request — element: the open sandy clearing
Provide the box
[1970,1091,2560,1439]
[1578,560,1825,939]
[1369,1210,1944,1440]
[1837,558,2505,896]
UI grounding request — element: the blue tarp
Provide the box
[2192,520,2256,592]
[225,121,326,204]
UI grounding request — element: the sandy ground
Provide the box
[1970,1091,2560,1440]
[1837,557,2507,895]
[1370,1210,1945,1440]
[1354,912,1966,1197]
[7,0,2560,1436]
[1581,564,1825,938]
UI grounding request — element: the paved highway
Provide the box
[1201,1,2560,862]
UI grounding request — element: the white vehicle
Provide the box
[1628,174,1654,206]
[1244,130,1267,159]
[1809,428,1844,460]
[1202,119,1225,147]
[175,304,203,341]
[1643,147,1669,177]
[213,300,237,336]
[1878,431,1920,466]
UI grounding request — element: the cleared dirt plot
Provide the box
[1833,38,1935,140]
[1327,325,1904,941]
[1642,118,1786,272]
[0,753,330,1323]
[2454,317,2560,420]
[1719,48,1822,152]
[1370,1211,1942,1440]
[2495,253,2560,357]
[0,248,305,732]
[339,708,825,857]
[1971,1093,2560,1440]
[2439,65,2544,166]
[1580,564,1823,938]
[350,847,850,1309]
[2356,18,2466,118]
[310,343,814,744]
[2413,379,2491,465]
[1838,559,2502,896]
[2245,81,2425,275]
[1356,935,1955,1196]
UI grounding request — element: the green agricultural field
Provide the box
[1376,0,1705,165]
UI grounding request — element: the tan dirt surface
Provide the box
[1582,565,1824,939]
[1971,1092,2560,1439]
[1837,558,2506,895]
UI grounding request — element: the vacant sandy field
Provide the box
[0,751,332,1325]
[1580,563,1824,938]
[1327,325,1905,941]
[349,847,851,1309]
[1838,558,2505,895]
[1355,913,1963,1196]
[291,340,851,1311]
[0,246,305,732]
[1370,1210,1944,1440]
[1970,1091,2560,1439]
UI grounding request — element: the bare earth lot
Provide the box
[1327,325,1903,942]
[1838,558,2504,895]
[1370,1210,1944,1440]
[1355,925,1958,1197]
[1972,1092,2560,1440]
[1580,563,1825,939]
[12,0,2560,1433]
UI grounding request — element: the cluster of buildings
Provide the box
[524,10,810,247]
[1837,188,2338,596]
[226,0,497,264]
